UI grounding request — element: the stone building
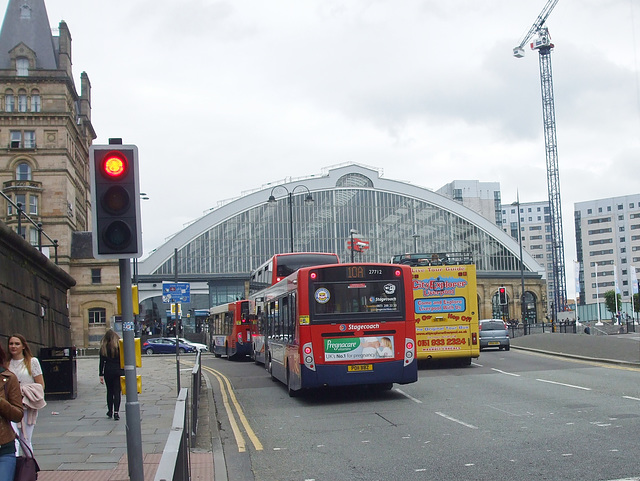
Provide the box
[0,0,117,347]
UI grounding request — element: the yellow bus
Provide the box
[392,253,480,365]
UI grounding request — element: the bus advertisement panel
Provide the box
[208,300,255,360]
[411,262,479,364]
[255,263,417,395]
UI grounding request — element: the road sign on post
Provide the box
[162,282,191,303]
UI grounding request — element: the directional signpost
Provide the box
[162,281,191,303]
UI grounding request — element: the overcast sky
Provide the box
[4,0,640,296]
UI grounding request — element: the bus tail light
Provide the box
[237,332,243,344]
[404,338,416,365]
[471,332,478,345]
[394,269,402,277]
[302,342,316,371]
[310,271,317,280]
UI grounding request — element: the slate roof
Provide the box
[0,0,57,70]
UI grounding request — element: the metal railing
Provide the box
[0,190,59,263]
[155,350,202,481]
[191,351,202,440]
[154,388,191,481]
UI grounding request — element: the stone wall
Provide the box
[0,220,75,355]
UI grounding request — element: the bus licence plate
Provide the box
[348,364,373,372]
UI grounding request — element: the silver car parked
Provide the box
[479,319,510,351]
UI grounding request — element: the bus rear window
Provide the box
[311,280,402,319]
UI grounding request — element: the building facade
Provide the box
[138,164,547,324]
[501,200,556,314]
[0,0,118,348]
[575,195,640,312]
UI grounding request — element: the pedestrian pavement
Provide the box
[511,329,640,365]
[34,354,215,481]
[30,331,640,480]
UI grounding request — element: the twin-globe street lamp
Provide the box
[268,185,314,253]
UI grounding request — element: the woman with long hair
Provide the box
[7,334,45,454]
[0,342,24,479]
[99,329,124,421]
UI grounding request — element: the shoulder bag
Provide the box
[14,436,40,481]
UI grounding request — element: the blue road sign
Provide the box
[162,282,191,303]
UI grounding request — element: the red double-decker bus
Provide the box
[250,252,340,288]
[208,300,255,360]
[253,263,417,395]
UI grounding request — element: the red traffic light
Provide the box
[102,153,127,178]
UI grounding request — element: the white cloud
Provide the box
[3,0,640,298]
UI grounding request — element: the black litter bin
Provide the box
[40,347,77,400]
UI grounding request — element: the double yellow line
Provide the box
[201,365,263,452]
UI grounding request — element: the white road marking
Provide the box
[536,378,591,390]
[623,395,640,401]
[435,412,478,429]
[395,388,423,403]
[492,368,521,376]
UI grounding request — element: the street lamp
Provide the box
[512,194,526,335]
[268,185,314,253]
[412,233,420,253]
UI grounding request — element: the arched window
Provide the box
[18,89,27,112]
[16,162,32,180]
[30,90,41,112]
[5,89,14,112]
[16,58,29,77]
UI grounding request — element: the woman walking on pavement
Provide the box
[99,329,124,421]
[0,342,24,479]
[7,334,45,455]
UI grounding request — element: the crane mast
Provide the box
[513,0,568,321]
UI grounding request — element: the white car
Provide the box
[177,337,209,352]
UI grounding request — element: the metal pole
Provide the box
[350,230,355,263]
[174,248,180,391]
[288,192,294,253]
[119,259,144,481]
[517,194,526,335]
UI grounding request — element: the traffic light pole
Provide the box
[119,258,144,481]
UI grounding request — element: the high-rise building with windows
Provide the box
[436,180,503,226]
[501,200,554,314]
[574,195,640,307]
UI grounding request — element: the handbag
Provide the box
[14,436,40,481]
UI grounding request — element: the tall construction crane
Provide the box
[513,0,568,322]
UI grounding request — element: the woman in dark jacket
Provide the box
[1,343,24,479]
[99,330,124,421]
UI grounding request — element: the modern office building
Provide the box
[436,180,503,226]
[501,200,555,314]
[138,163,547,324]
[575,195,640,310]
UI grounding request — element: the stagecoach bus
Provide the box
[254,263,418,395]
[392,252,480,365]
[250,252,340,289]
[208,300,255,360]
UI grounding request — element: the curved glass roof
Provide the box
[139,164,544,278]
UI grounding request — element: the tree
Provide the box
[603,290,622,318]
[634,293,639,314]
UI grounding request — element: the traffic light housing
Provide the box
[90,144,142,258]
[498,286,507,305]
